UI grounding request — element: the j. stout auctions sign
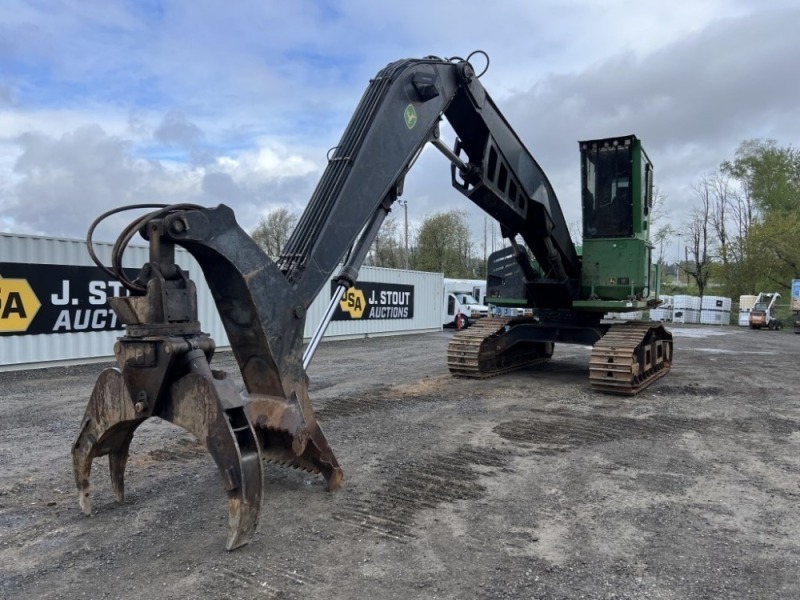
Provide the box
[331,281,414,320]
[0,263,138,336]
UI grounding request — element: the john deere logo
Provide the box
[404,104,417,129]
[340,288,366,319]
[0,275,41,332]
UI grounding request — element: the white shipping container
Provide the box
[0,232,228,367]
[303,266,442,341]
[1,234,442,369]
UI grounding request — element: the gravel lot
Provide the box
[1,324,799,599]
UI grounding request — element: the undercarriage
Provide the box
[448,317,673,395]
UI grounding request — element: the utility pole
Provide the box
[483,215,487,276]
[402,200,409,269]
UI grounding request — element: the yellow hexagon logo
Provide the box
[0,276,41,333]
[339,287,366,319]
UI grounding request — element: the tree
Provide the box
[649,187,674,268]
[683,179,715,296]
[719,139,800,295]
[745,212,800,292]
[722,139,800,215]
[250,207,298,259]
[412,210,474,277]
[368,216,406,269]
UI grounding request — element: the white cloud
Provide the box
[217,142,319,181]
[0,0,797,265]
[0,119,324,242]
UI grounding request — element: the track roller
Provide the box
[589,321,673,395]
[447,316,554,378]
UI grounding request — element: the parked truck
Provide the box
[792,280,800,333]
[443,278,488,328]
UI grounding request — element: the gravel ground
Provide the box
[1,324,799,599]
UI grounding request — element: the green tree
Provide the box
[250,207,298,259]
[722,139,800,215]
[719,139,800,294]
[745,212,800,291]
[368,216,406,269]
[649,187,674,268]
[412,210,474,277]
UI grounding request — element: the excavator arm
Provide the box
[279,55,580,311]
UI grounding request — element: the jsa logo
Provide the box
[339,288,366,319]
[0,276,41,332]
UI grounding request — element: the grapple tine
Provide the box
[72,368,143,514]
[165,360,263,551]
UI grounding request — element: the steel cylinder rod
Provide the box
[302,190,396,370]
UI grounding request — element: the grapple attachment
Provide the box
[73,343,263,550]
[73,205,342,549]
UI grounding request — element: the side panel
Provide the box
[580,238,650,301]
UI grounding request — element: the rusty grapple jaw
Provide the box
[72,340,264,550]
[246,390,343,492]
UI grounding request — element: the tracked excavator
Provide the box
[72,52,672,550]
[446,130,673,393]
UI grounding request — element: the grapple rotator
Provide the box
[73,204,342,550]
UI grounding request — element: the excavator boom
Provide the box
[279,56,580,308]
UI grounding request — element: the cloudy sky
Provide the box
[1,0,798,261]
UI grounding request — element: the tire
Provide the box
[455,314,466,331]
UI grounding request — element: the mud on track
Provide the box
[1,324,799,599]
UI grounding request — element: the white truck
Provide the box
[443,278,489,329]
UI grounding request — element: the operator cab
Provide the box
[576,135,655,304]
[581,135,653,240]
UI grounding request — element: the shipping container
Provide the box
[1,234,442,370]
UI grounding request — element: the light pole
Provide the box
[399,200,409,269]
